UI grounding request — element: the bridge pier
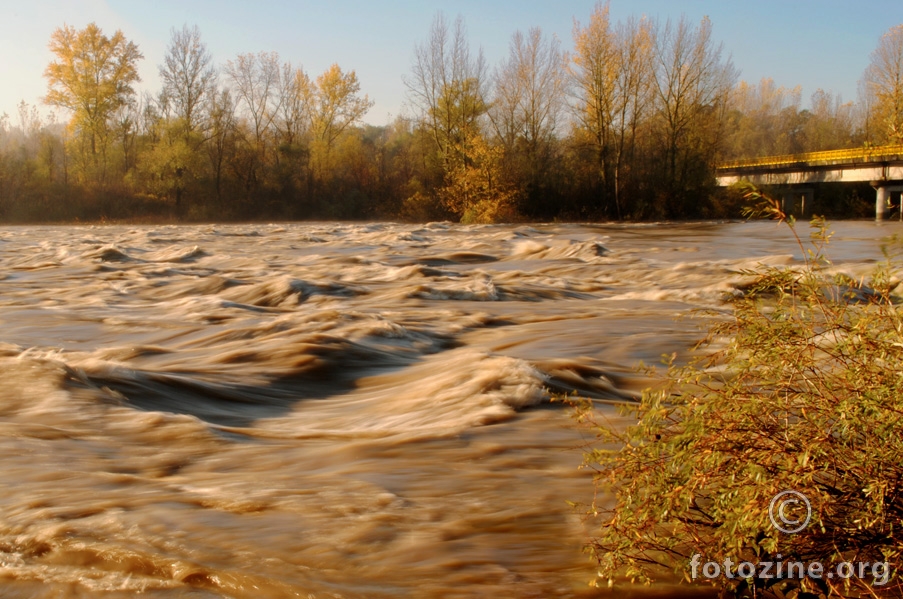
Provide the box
[779,188,813,218]
[875,185,889,221]
[871,183,903,221]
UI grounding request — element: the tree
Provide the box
[275,62,312,149]
[205,87,236,204]
[309,64,373,178]
[272,63,312,207]
[608,17,654,215]
[651,15,736,216]
[570,1,620,208]
[226,51,283,152]
[139,116,204,213]
[429,76,489,169]
[405,13,489,173]
[724,78,802,159]
[802,89,856,151]
[154,25,217,213]
[856,77,880,146]
[492,28,564,154]
[570,4,654,218]
[863,24,903,144]
[438,132,519,223]
[44,22,143,184]
[159,24,216,136]
[490,27,565,210]
[225,51,283,203]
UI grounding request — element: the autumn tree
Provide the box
[225,51,284,204]
[724,78,802,158]
[226,52,283,154]
[651,15,736,216]
[492,28,564,156]
[112,94,141,177]
[863,24,903,144]
[44,22,143,185]
[404,13,519,221]
[490,27,565,213]
[570,4,654,217]
[570,0,620,209]
[0,108,71,220]
[269,63,312,205]
[308,64,373,180]
[405,13,489,175]
[139,115,204,213]
[438,132,519,223]
[159,24,216,136]
[801,89,857,151]
[138,25,217,214]
[205,87,237,205]
[856,77,880,146]
[607,17,654,215]
[275,63,312,150]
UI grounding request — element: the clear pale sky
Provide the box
[0,0,900,126]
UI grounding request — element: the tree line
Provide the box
[0,3,901,223]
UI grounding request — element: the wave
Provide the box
[510,239,609,261]
[218,276,366,308]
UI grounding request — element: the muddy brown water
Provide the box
[0,220,899,598]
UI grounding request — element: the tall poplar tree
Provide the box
[44,22,143,184]
[863,24,903,144]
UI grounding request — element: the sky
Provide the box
[0,0,901,127]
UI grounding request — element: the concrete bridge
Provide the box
[716,145,903,219]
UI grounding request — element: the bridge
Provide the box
[716,145,903,220]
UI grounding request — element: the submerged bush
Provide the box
[580,189,903,598]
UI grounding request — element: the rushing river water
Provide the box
[0,220,900,598]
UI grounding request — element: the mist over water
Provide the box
[0,220,898,598]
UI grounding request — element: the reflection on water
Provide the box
[0,220,898,598]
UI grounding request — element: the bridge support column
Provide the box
[778,188,813,218]
[875,185,889,221]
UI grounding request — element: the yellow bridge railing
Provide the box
[718,145,903,170]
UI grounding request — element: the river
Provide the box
[0,219,899,598]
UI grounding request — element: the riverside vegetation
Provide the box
[578,187,903,598]
[1,7,903,223]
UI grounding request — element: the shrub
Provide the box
[579,187,903,598]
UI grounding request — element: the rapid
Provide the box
[0,220,899,598]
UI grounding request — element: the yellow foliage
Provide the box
[866,24,903,143]
[43,22,142,183]
[438,134,520,223]
[308,64,373,179]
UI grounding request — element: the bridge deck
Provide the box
[719,145,903,170]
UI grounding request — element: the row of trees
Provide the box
[1,4,902,222]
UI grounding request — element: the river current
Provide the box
[0,220,899,598]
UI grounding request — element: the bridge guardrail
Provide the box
[718,145,903,170]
